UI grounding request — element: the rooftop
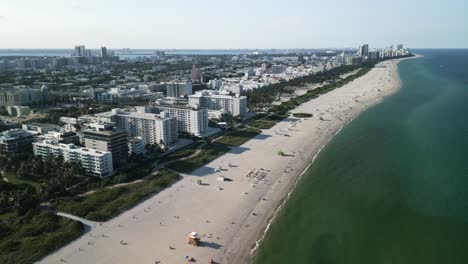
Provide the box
[0,129,34,140]
[34,141,111,156]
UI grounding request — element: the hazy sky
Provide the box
[0,0,467,49]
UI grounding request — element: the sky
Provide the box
[0,0,467,49]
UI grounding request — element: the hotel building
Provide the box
[188,90,247,117]
[33,140,114,178]
[148,104,208,137]
[97,108,178,146]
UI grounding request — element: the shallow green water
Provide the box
[254,50,468,264]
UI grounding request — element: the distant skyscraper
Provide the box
[359,44,369,57]
[155,50,166,57]
[191,65,202,83]
[74,45,86,57]
[101,47,108,58]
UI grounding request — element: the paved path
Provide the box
[56,212,98,227]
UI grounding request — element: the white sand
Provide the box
[38,57,417,264]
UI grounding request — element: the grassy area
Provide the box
[56,169,180,221]
[0,211,16,221]
[250,119,277,130]
[244,113,267,122]
[159,141,203,163]
[4,171,41,190]
[0,211,83,264]
[167,144,231,173]
[263,114,288,122]
[215,128,262,147]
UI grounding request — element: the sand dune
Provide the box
[38,57,418,264]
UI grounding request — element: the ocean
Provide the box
[254,49,468,264]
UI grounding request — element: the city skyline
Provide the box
[1,0,467,49]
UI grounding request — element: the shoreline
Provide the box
[249,112,353,257]
[38,56,420,264]
[234,55,422,264]
[246,55,422,263]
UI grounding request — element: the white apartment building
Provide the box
[128,136,145,156]
[33,140,113,178]
[148,104,208,137]
[97,108,178,146]
[188,90,247,117]
[166,82,193,98]
[7,106,30,117]
[271,65,287,74]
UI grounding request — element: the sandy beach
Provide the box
[38,57,417,264]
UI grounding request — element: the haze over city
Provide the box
[0,0,467,49]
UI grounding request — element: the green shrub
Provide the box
[0,211,83,264]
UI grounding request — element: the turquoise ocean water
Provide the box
[254,50,468,264]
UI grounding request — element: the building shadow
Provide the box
[190,166,215,177]
[253,134,271,140]
[199,241,223,249]
[229,146,250,155]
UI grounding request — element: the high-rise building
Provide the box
[74,45,87,57]
[128,137,145,156]
[188,90,247,117]
[271,65,287,74]
[7,106,30,117]
[97,108,178,146]
[368,50,380,60]
[101,47,108,58]
[166,82,193,98]
[0,129,34,154]
[359,44,369,57]
[191,65,202,83]
[33,140,113,178]
[83,123,128,166]
[155,50,166,57]
[148,104,208,137]
[0,85,49,107]
[210,79,223,90]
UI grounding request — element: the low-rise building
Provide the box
[40,131,80,145]
[0,129,34,154]
[22,122,62,135]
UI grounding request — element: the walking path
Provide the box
[56,212,98,227]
